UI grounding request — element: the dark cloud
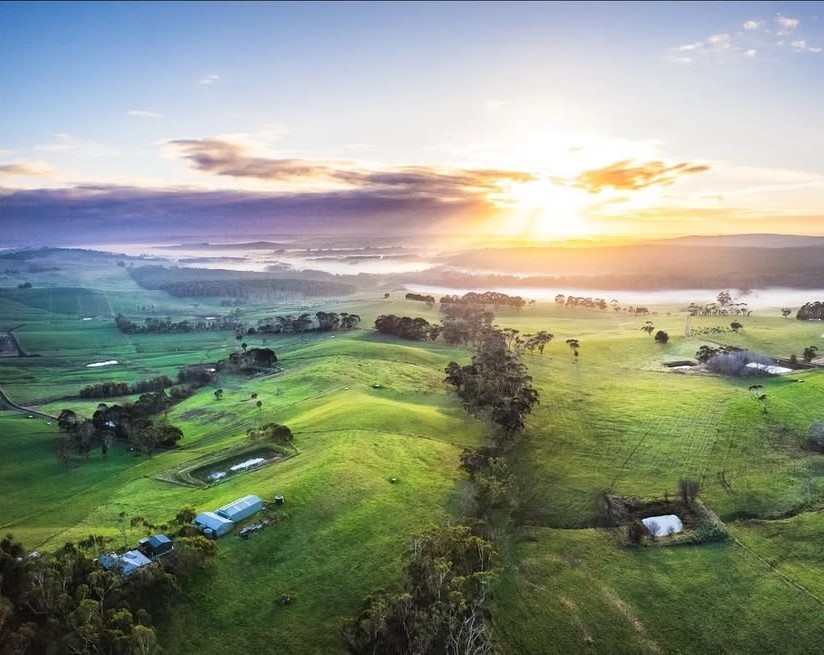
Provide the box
[168,138,536,198]
[561,159,710,193]
[0,184,496,246]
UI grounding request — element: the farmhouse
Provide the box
[99,549,152,576]
[216,494,263,522]
[138,533,173,559]
[194,511,234,538]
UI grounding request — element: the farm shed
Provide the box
[99,550,152,576]
[216,494,263,522]
[138,534,173,558]
[194,511,234,538]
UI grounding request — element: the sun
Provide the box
[504,179,593,240]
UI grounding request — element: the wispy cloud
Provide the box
[0,161,52,177]
[34,134,116,158]
[556,159,710,193]
[198,73,220,85]
[667,14,820,63]
[791,40,823,54]
[127,109,164,118]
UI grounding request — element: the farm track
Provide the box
[0,384,57,420]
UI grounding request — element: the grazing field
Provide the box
[1,254,822,653]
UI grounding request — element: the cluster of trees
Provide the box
[79,376,173,399]
[252,311,360,334]
[375,315,441,341]
[440,291,526,309]
[797,301,824,320]
[344,525,496,655]
[405,292,435,306]
[0,526,216,653]
[248,422,293,443]
[688,292,751,317]
[555,294,612,311]
[177,365,216,388]
[690,323,743,336]
[115,313,244,334]
[57,390,184,463]
[217,347,277,373]
[440,304,495,346]
[128,265,355,299]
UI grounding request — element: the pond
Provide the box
[642,514,683,537]
[190,447,283,484]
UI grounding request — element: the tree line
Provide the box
[252,311,361,334]
[404,292,435,306]
[79,376,173,399]
[348,323,542,653]
[440,291,526,309]
[115,313,244,335]
[128,265,355,299]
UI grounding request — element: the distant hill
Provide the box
[653,234,824,248]
[436,243,824,290]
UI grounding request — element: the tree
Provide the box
[730,321,743,333]
[803,345,818,362]
[641,321,654,336]
[213,388,223,401]
[654,330,669,343]
[781,308,792,318]
[678,478,700,505]
[717,290,732,306]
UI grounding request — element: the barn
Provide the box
[216,494,263,522]
[194,511,234,538]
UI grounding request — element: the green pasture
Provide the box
[1,255,822,653]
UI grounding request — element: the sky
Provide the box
[1,1,823,244]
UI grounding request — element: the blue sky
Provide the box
[1,1,823,241]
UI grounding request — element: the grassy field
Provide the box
[1,254,822,653]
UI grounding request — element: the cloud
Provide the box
[743,20,763,31]
[791,40,823,53]
[168,137,536,199]
[198,73,220,85]
[707,33,731,49]
[0,183,500,244]
[744,49,757,58]
[0,161,52,177]
[562,160,710,194]
[128,109,164,118]
[776,15,800,35]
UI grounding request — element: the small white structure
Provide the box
[99,550,152,576]
[745,362,792,375]
[642,514,683,537]
[194,511,234,538]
